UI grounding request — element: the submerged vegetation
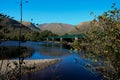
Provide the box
[72,3,120,80]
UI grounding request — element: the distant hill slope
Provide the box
[39,23,74,35]
[69,21,92,34]
[21,21,40,32]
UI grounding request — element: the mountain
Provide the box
[39,23,74,35]
[69,21,92,34]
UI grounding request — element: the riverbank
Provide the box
[0,58,61,79]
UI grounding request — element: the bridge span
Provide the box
[45,34,85,42]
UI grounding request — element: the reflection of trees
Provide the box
[75,52,116,80]
[74,53,104,78]
[0,46,34,59]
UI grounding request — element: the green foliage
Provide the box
[72,40,81,51]
[40,30,56,40]
[40,30,57,39]
[30,32,40,41]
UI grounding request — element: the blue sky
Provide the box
[0,0,120,25]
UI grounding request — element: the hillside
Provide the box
[0,16,28,29]
[0,14,32,40]
[39,23,74,35]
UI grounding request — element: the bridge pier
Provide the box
[46,34,84,42]
[46,38,49,42]
[60,38,63,42]
[75,37,78,41]
[52,38,54,42]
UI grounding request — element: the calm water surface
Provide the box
[0,41,103,80]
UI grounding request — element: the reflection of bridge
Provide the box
[45,34,85,42]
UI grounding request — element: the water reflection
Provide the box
[0,41,103,80]
[36,43,71,57]
[0,46,34,59]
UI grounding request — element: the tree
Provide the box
[73,3,120,80]
[40,30,57,40]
